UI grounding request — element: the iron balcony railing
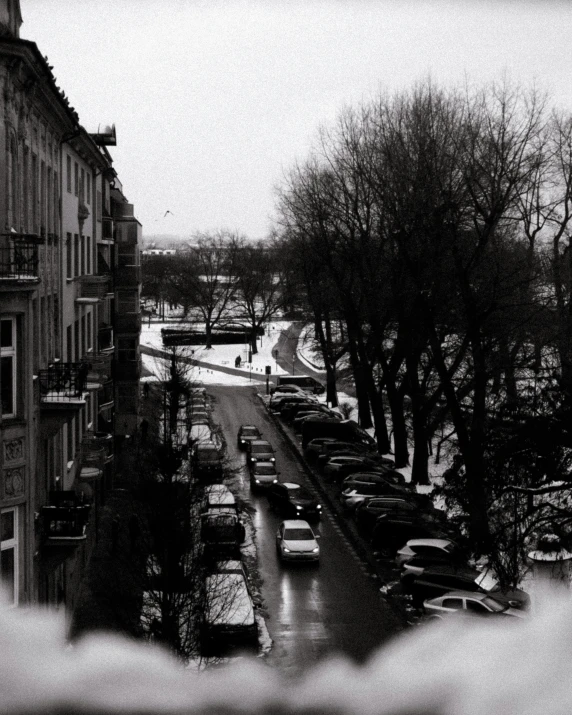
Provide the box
[42,491,91,542]
[0,242,40,281]
[79,274,111,299]
[39,362,89,403]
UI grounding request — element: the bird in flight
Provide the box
[164,210,174,217]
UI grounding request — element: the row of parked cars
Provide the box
[269,379,531,621]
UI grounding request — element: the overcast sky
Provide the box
[23,0,572,241]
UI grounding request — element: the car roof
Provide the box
[421,565,479,579]
[253,460,276,468]
[240,424,258,430]
[430,590,492,602]
[281,519,312,529]
[250,439,272,447]
[406,538,454,549]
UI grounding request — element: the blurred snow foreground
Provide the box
[1,593,572,715]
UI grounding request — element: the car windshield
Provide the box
[478,596,507,613]
[255,466,275,475]
[284,528,314,541]
[252,444,271,453]
[241,428,258,436]
[474,570,499,591]
[199,449,219,460]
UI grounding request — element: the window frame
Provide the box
[0,506,19,608]
[0,317,17,419]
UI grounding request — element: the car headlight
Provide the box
[283,547,291,553]
[254,479,260,484]
[272,479,278,484]
[270,457,275,462]
[317,504,322,510]
[296,505,302,510]
[312,547,319,553]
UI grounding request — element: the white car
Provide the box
[276,519,320,562]
[203,561,258,645]
[396,538,460,568]
[423,591,526,620]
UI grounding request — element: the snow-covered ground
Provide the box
[140,321,293,386]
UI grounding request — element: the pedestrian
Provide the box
[143,382,150,398]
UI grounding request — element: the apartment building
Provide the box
[0,1,142,612]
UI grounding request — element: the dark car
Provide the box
[340,476,413,512]
[266,481,322,520]
[322,455,397,483]
[292,411,342,432]
[270,394,316,413]
[401,565,530,610]
[370,515,451,558]
[315,441,376,469]
[200,509,246,559]
[303,437,342,461]
[237,424,261,450]
[246,439,275,470]
[192,442,224,484]
[354,496,430,536]
[283,402,335,423]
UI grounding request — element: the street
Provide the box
[210,385,404,678]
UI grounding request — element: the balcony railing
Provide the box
[0,242,40,283]
[39,362,89,405]
[79,274,111,299]
[42,492,91,544]
[98,325,114,352]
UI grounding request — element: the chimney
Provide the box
[0,0,22,38]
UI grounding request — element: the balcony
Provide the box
[115,312,141,334]
[39,362,88,407]
[0,242,40,286]
[42,492,91,546]
[83,352,113,385]
[79,274,111,300]
[115,264,141,288]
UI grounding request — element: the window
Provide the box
[117,337,137,362]
[86,236,91,274]
[117,291,138,313]
[96,190,102,222]
[74,162,79,197]
[442,598,463,610]
[32,153,38,232]
[0,318,16,418]
[86,173,91,204]
[66,232,72,279]
[80,235,85,276]
[0,508,19,607]
[73,234,79,277]
[80,168,85,202]
[66,155,71,193]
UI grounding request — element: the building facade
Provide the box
[0,1,141,613]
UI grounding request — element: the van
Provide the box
[301,418,377,448]
[273,375,325,395]
[192,441,223,483]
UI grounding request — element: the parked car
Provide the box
[371,516,451,558]
[266,481,322,520]
[423,591,527,620]
[237,424,261,450]
[269,384,307,397]
[322,455,397,483]
[303,437,344,462]
[315,441,375,469]
[246,440,275,470]
[292,411,342,432]
[401,565,531,610]
[189,423,212,447]
[301,418,377,449]
[355,496,427,537]
[270,393,317,412]
[273,375,326,395]
[192,441,223,483]
[340,476,412,512]
[202,484,237,513]
[276,519,320,562]
[189,410,209,425]
[203,560,258,649]
[201,509,246,559]
[249,461,279,491]
[396,538,464,570]
[282,402,335,423]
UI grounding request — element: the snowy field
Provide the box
[140,321,294,386]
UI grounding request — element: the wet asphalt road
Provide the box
[209,384,404,679]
